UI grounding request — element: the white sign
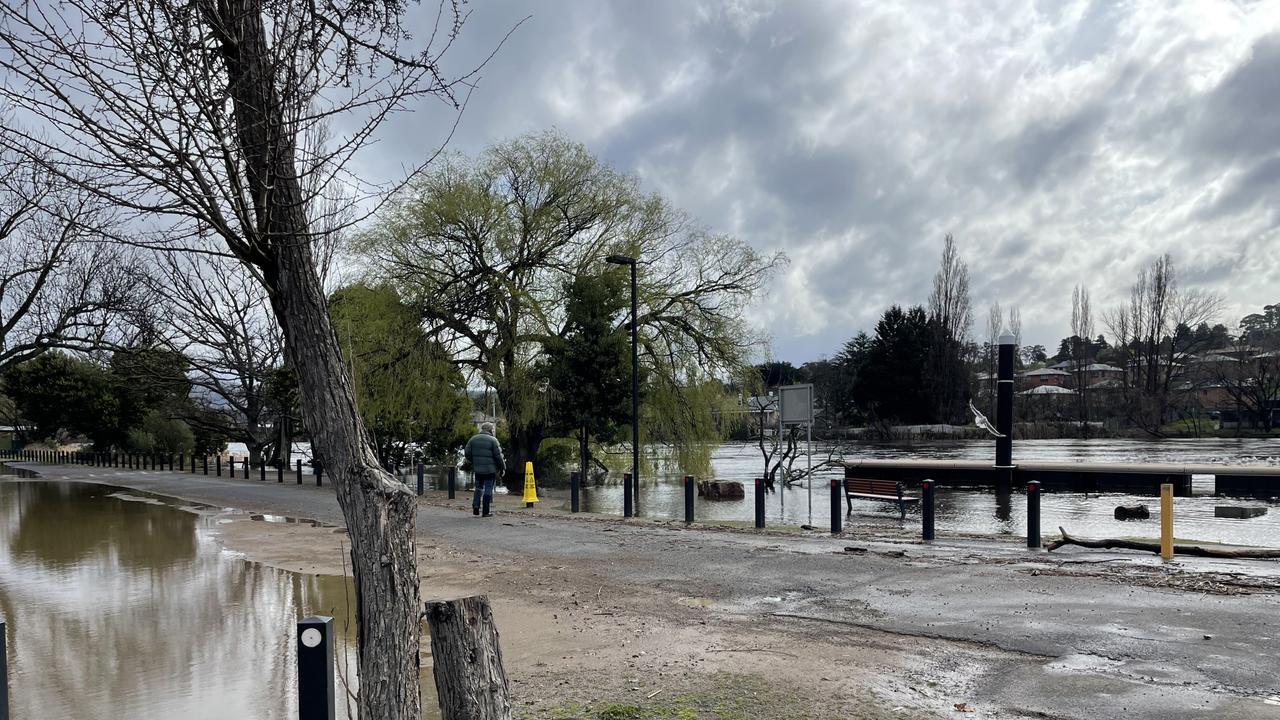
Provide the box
[778,384,814,426]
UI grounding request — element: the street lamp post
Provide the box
[606,254,639,518]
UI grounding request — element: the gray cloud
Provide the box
[359,1,1280,362]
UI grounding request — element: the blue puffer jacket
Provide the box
[464,431,506,476]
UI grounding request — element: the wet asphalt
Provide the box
[8,462,1280,719]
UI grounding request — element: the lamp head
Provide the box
[605,254,636,265]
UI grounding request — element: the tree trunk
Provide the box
[203,2,422,718]
[1047,527,1280,558]
[425,595,513,720]
[503,426,543,493]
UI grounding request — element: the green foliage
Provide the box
[328,283,472,465]
[851,305,934,423]
[2,352,116,443]
[542,271,632,470]
[354,130,784,480]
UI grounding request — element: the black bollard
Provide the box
[754,477,765,529]
[297,615,336,720]
[243,457,249,480]
[571,471,581,514]
[178,452,184,471]
[216,456,222,477]
[683,475,694,524]
[315,461,322,487]
[296,459,303,485]
[447,467,456,499]
[1027,480,1041,548]
[260,460,266,482]
[277,462,283,483]
[921,479,936,541]
[623,472,633,518]
[830,477,842,534]
[202,455,208,475]
[416,463,425,496]
[1,617,8,720]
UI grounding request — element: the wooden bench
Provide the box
[845,478,919,519]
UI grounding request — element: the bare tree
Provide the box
[0,148,137,371]
[1103,255,1223,434]
[148,252,288,466]
[927,234,972,423]
[0,2,515,716]
[1070,285,1093,435]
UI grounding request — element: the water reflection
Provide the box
[0,481,408,719]
[574,441,1280,547]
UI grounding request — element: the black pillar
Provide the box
[416,463,425,496]
[683,474,694,523]
[296,459,303,485]
[922,479,935,541]
[622,472,633,518]
[0,617,8,720]
[277,462,284,483]
[297,616,336,720]
[571,471,581,514]
[1026,480,1041,548]
[754,477,765,529]
[995,334,1016,493]
[830,477,842,535]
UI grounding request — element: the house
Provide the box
[1019,367,1072,388]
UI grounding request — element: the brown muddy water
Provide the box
[0,475,436,719]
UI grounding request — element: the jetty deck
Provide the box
[841,459,1280,498]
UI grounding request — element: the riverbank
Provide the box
[5,462,1280,719]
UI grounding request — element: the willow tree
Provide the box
[355,131,784,487]
[0,1,503,716]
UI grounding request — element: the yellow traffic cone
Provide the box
[522,461,539,507]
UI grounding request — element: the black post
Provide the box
[1027,480,1041,548]
[754,477,765,529]
[622,472,633,518]
[995,333,1016,493]
[922,479,936,541]
[1,617,8,720]
[629,261,639,517]
[683,474,694,523]
[315,461,322,487]
[416,462,425,496]
[830,477,842,534]
[447,467,456,499]
[203,455,209,475]
[296,459,303,485]
[260,460,266,482]
[297,615,336,720]
[571,471,581,514]
[243,457,249,480]
[277,462,284,483]
[216,456,222,477]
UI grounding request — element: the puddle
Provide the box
[249,513,328,527]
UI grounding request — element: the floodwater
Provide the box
[574,439,1280,547]
[0,476,434,719]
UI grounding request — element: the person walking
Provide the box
[465,422,505,517]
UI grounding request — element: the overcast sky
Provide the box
[359,0,1280,364]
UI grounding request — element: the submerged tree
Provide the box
[0,1,509,715]
[356,131,784,488]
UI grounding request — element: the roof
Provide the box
[1087,378,1125,389]
[1018,385,1076,395]
[1021,368,1071,377]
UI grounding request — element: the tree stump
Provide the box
[425,595,513,720]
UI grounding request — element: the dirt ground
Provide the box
[207,510,1077,719]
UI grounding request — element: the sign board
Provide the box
[778,384,814,426]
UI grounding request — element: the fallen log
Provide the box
[1047,526,1280,559]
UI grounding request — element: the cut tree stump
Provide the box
[1046,526,1280,559]
[425,595,513,720]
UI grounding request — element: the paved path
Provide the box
[7,461,1280,718]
